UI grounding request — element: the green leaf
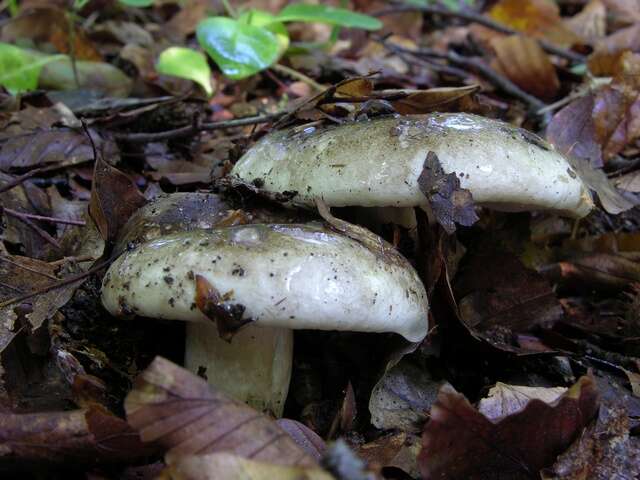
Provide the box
[275,3,382,30]
[238,9,290,55]
[118,0,155,7]
[156,46,214,96]
[0,42,62,94]
[196,17,280,80]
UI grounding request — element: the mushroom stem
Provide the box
[184,322,293,417]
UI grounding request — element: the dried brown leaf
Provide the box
[545,400,640,479]
[454,251,562,353]
[357,432,421,478]
[492,35,559,101]
[477,383,567,420]
[89,156,147,242]
[161,452,334,480]
[125,356,318,467]
[390,85,480,115]
[488,0,581,46]
[417,152,478,235]
[588,23,640,75]
[418,376,600,480]
[564,0,606,44]
[0,405,153,466]
[276,419,326,462]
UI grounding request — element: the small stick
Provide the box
[3,208,86,226]
[380,39,547,113]
[6,211,62,250]
[374,4,585,63]
[112,112,287,143]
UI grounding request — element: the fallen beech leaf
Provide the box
[489,0,581,46]
[419,376,599,480]
[565,0,606,44]
[539,253,640,291]
[477,383,567,420]
[546,94,602,167]
[162,452,334,480]
[0,405,154,466]
[1,6,101,61]
[592,52,640,160]
[588,23,640,76]
[546,94,636,214]
[390,85,480,115]
[335,77,374,98]
[276,419,326,461]
[0,128,96,171]
[89,155,147,242]
[125,356,318,467]
[357,432,421,478]
[417,151,479,234]
[492,35,559,101]
[545,400,640,479]
[454,251,562,353]
[369,357,442,433]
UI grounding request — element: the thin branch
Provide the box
[3,208,86,226]
[0,256,59,281]
[112,111,287,143]
[0,258,111,310]
[380,38,547,114]
[374,4,585,63]
[5,210,62,250]
[271,63,326,93]
[0,168,43,194]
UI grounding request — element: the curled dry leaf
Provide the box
[417,152,479,235]
[546,92,636,214]
[588,23,640,76]
[162,452,333,480]
[454,251,562,353]
[539,253,640,291]
[545,400,640,479]
[89,155,148,242]
[0,405,154,467]
[477,383,568,420]
[125,356,319,467]
[489,0,581,46]
[419,376,600,480]
[491,35,560,101]
[356,432,421,479]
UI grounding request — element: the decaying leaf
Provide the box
[544,400,640,479]
[454,251,562,353]
[357,432,421,479]
[417,152,479,235]
[418,376,600,480]
[491,35,559,101]
[477,383,568,420]
[161,452,334,480]
[369,357,443,433]
[125,356,319,467]
[89,155,147,242]
[0,405,154,467]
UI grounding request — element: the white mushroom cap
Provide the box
[101,223,428,342]
[230,113,593,218]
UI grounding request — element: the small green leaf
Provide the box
[196,17,280,80]
[275,3,382,30]
[238,9,290,55]
[156,46,214,96]
[118,0,155,7]
[0,42,61,94]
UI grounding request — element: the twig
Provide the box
[271,64,326,93]
[6,211,62,250]
[375,4,585,63]
[0,258,111,309]
[3,208,85,226]
[0,168,43,194]
[0,256,59,281]
[380,39,547,114]
[112,111,287,143]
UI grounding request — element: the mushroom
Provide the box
[101,223,428,416]
[230,113,594,218]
